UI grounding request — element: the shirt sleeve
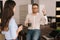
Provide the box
[40,14,46,25]
[25,14,29,25]
[9,18,18,39]
[45,16,48,24]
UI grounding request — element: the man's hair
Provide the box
[32,3,39,7]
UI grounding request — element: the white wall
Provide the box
[3,0,31,24]
[56,0,60,1]
[39,0,56,16]
[34,0,39,4]
[0,0,2,1]
[14,0,31,24]
[3,0,60,24]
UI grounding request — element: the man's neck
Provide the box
[32,12,38,16]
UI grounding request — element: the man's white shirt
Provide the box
[25,13,46,30]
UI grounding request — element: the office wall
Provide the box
[3,0,60,24]
[33,0,39,4]
[14,0,31,24]
[0,0,2,1]
[3,0,31,24]
[56,0,60,1]
[39,0,56,16]
[39,0,60,16]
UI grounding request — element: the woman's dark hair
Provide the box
[2,0,16,31]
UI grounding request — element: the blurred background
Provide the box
[0,0,60,40]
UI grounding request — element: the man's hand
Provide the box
[42,8,46,15]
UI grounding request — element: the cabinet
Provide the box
[56,1,60,30]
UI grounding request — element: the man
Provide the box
[25,3,46,40]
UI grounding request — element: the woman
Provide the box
[1,0,23,40]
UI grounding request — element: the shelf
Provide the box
[56,22,60,26]
[56,18,60,22]
[56,7,60,11]
[56,1,60,7]
[56,11,60,15]
[57,27,60,30]
[56,15,60,17]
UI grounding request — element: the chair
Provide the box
[42,30,60,40]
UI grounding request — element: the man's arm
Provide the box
[40,7,47,25]
[42,7,47,15]
[25,14,29,27]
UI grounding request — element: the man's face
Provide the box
[32,5,38,13]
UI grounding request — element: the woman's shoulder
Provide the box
[10,16,15,22]
[9,16,18,28]
[9,16,16,25]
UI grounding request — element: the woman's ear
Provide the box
[13,6,16,12]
